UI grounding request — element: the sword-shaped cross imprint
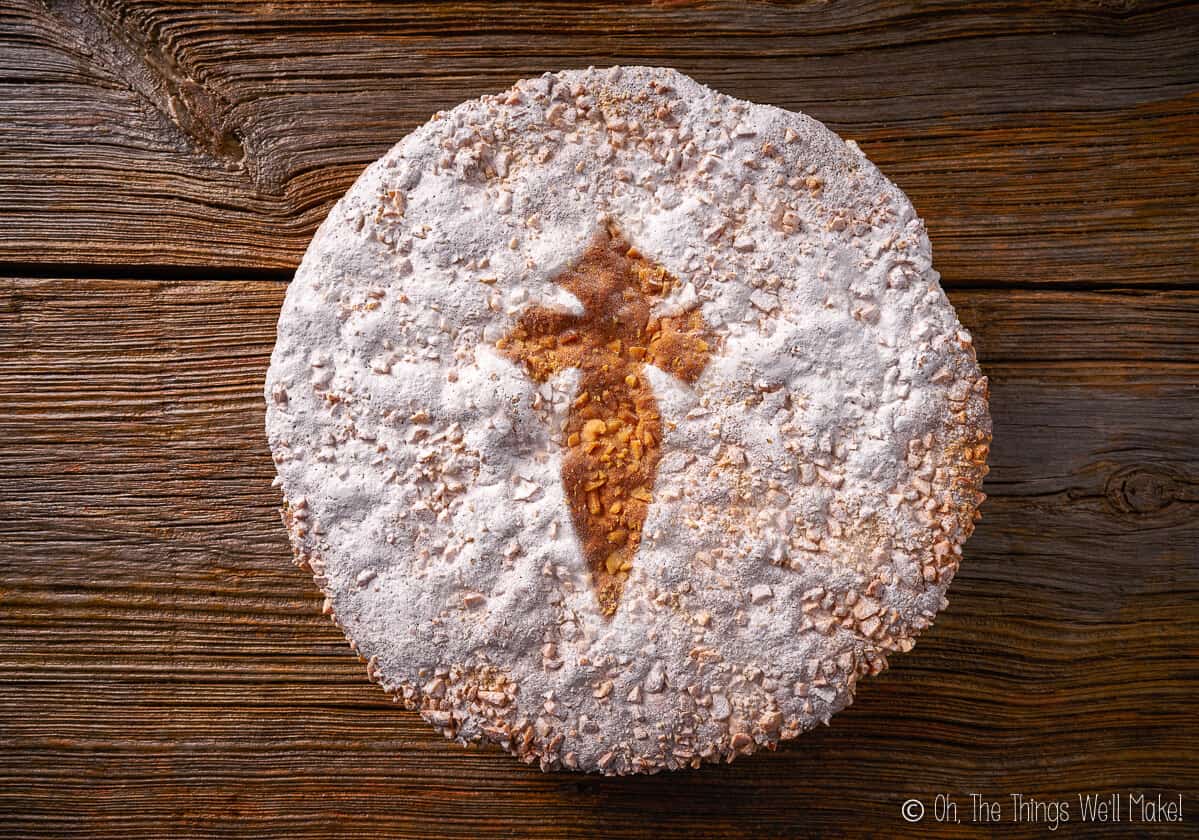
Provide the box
[497,227,714,616]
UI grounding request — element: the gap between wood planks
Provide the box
[2,263,1198,294]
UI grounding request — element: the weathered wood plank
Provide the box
[1,1,1196,287]
[0,277,1195,837]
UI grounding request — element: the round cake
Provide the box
[264,66,991,774]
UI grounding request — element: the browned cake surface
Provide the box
[497,227,714,615]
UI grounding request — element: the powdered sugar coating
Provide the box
[265,66,991,774]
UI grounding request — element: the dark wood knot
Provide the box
[1105,465,1183,516]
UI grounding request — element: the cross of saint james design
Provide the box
[496,227,714,616]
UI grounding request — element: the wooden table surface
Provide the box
[2,2,1196,837]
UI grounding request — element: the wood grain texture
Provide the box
[1,0,1197,287]
[2,0,1198,837]
[0,279,1196,838]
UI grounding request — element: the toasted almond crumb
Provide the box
[582,419,607,441]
